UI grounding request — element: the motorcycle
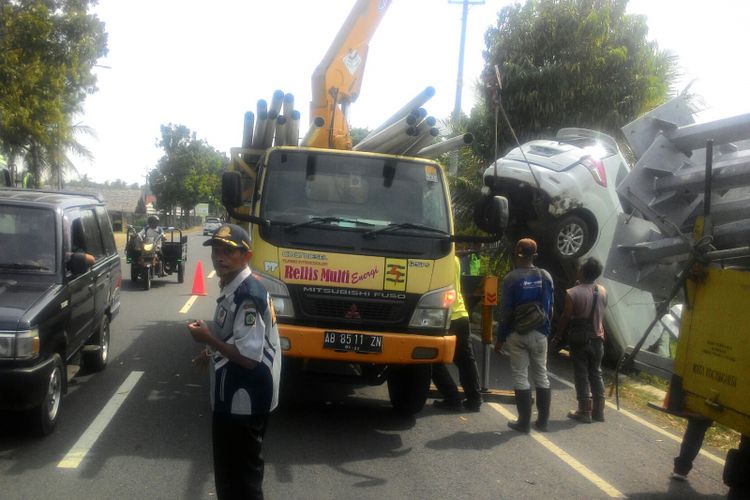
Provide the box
[126,225,187,290]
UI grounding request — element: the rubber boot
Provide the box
[592,397,605,422]
[534,387,551,432]
[508,389,532,433]
[567,398,593,423]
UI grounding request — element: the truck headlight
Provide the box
[253,272,295,319]
[0,329,40,360]
[408,286,455,330]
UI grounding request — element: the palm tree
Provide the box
[21,121,93,189]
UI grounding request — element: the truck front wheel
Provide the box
[387,365,430,416]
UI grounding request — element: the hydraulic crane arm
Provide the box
[309,0,391,150]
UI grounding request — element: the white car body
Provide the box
[202,217,222,235]
[483,128,657,360]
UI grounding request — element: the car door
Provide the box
[81,208,109,333]
[94,206,120,315]
[64,208,96,354]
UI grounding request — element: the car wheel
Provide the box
[84,316,110,372]
[551,214,591,260]
[32,353,64,436]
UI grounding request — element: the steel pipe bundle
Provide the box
[287,110,301,146]
[417,133,473,158]
[353,111,419,152]
[274,115,288,147]
[360,86,436,143]
[251,99,268,149]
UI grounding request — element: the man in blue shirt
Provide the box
[494,238,554,432]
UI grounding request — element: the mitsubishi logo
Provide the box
[345,304,361,319]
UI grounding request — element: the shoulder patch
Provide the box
[244,311,256,326]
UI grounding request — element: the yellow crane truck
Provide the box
[219,0,507,414]
[606,94,750,495]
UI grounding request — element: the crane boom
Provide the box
[309,0,391,150]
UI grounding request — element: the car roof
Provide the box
[496,129,621,172]
[0,188,104,209]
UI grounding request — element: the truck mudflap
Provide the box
[278,324,456,364]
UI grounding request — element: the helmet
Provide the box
[147,215,159,225]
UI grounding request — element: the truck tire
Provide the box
[32,353,64,436]
[83,316,110,372]
[387,365,431,416]
[177,263,185,283]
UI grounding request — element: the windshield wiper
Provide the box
[0,262,50,270]
[364,222,449,239]
[283,216,374,232]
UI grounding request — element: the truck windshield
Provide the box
[261,150,450,233]
[0,205,56,273]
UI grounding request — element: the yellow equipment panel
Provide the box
[674,267,750,435]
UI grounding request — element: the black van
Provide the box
[0,189,122,435]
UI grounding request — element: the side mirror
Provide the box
[222,171,243,209]
[66,252,92,275]
[473,195,509,234]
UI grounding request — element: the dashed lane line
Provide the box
[546,371,725,466]
[179,295,199,314]
[207,270,216,279]
[489,402,626,498]
[58,371,144,469]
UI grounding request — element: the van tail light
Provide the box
[581,156,607,187]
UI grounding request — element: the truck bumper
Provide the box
[0,356,56,411]
[278,324,456,364]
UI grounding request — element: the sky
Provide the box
[73,0,750,185]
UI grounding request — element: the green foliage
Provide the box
[0,0,107,186]
[349,127,370,147]
[469,0,678,162]
[148,124,227,216]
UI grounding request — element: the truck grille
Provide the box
[302,297,405,322]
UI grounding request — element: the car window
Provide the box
[95,206,117,256]
[0,205,56,273]
[80,209,105,258]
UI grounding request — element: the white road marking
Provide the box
[179,295,199,314]
[207,270,216,279]
[58,371,144,469]
[546,371,725,465]
[489,402,626,498]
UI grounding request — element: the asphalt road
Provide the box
[0,234,730,499]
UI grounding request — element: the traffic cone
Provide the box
[191,260,208,296]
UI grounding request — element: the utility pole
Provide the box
[449,0,484,125]
[448,0,484,175]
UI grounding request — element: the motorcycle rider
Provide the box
[139,215,165,276]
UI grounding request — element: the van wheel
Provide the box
[551,215,591,260]
[177,263,185,283]
[32,354,64,436]
[84,316,110,372]
[387,365,430,416]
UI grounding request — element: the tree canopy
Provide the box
[0,0,107,186]
[468,0,678,162]
[148,124,227,216]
